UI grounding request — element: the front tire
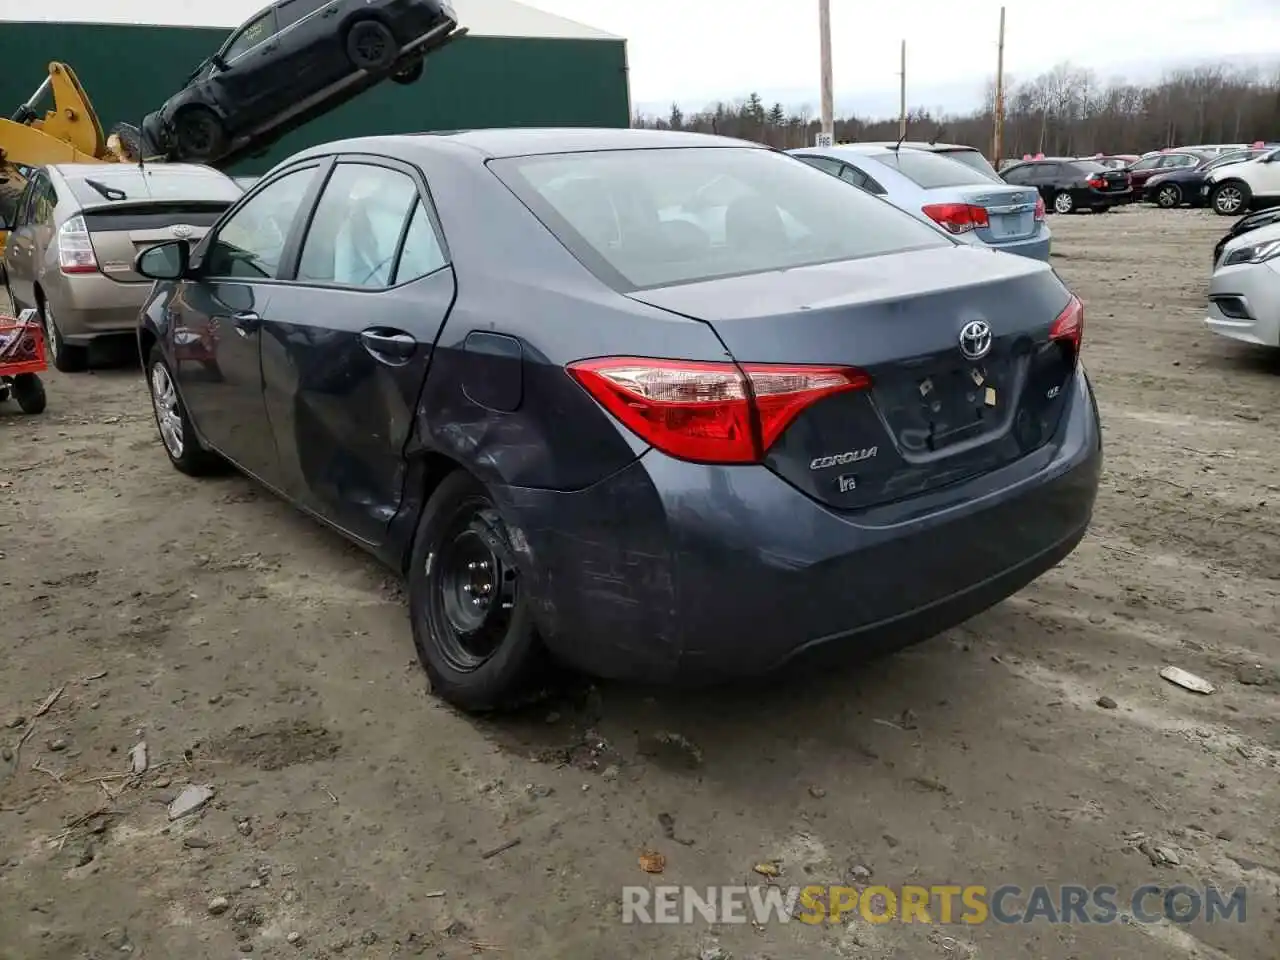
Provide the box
[1052,191,1075,215]
[40,299,88,373]
[1155,183,1183,209]
[346,20,399,72]
[147,346,222,476]
[1211,181,1251,216]
[408,470,547,712]
[171,106,227,162]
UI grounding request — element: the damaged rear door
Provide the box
[260,157,453,544]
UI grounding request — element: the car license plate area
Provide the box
[990,212,1030,239]
[876,358,1009,455]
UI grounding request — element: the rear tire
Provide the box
[1211,180,1251,216]
[171,105,226,162]
[108,122,154,161]
[408,470,548,712]
[146,346,223,476]
[345,20,399,72]
[39,299,88,373]
[390,59,424,84]
[12,374,45,414]
[1052,191,1075,215]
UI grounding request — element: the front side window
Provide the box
[492,146,950,291]
[223,11,275,61]
[1001,165,1030,184]
[204,167,316,279]
[296,164,420,288]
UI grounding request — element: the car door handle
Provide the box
[231,310,260,335]
[360,328,416,361]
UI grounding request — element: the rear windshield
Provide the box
[863,149,997,188]
[68,169,242,206]
[933,149,1001,180]
[1066,161,1108,175]
[490,147,950,290]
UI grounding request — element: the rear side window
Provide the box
[796,155,844,177]
[862,149,993,188]
[296,163,419,288]
[204,167,316,279]
[491,146,949,291]
[393,201,448,283]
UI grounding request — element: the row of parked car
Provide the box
[1090,144,1280,215]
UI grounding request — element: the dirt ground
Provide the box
[1,204,1278,960]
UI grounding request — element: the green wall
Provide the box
[1,23,630,172]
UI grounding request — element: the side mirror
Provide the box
[211,54,230,71]
[135,239,190,280]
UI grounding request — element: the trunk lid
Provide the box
[82,201,228,283]
[949,184,1039,243]
[629,246,1079,510]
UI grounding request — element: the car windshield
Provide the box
[862,149,998,188]
[68,169,241,205]
[491,147,950,290]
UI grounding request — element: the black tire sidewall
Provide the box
[346,21,398,71]
[12,374,45,414]
[408,470,545,711]
[40,300,87,373]
[174,108,225,160]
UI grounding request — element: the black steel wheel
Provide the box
[346,20,399,72]
[172,106,226,162]
[409,471,546,711]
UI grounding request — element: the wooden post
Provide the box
[993,6,1006,164]
[819,0,833,143]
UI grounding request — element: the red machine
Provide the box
[0,308,48,414]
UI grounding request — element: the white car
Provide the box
[1206,221,1280,348]
[1202,147,1280,215]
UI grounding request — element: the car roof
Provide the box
[853,141,980,152]
[291,128,760,162]
[50,162,231,180]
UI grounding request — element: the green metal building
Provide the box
[1,0,629,172]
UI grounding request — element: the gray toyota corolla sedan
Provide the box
[133,128,1102,712]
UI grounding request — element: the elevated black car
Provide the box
[1000,158,1130,214]
[131,129,1100,712]
[142,0,460,166]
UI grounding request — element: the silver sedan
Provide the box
[1206,221,1280,348]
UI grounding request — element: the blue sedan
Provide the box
[790,144,1051,260]
[132,128,1099,711]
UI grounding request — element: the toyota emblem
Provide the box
[958,320,993,360]
[171,224,193,239]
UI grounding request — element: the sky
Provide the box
[521,0,1280,118]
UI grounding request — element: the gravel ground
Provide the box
[1,205,1277,960]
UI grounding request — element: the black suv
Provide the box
[142,0,460,166]
[999,158,1131,214]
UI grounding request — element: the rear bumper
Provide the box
[47,278,149,343]
[1204,260,1280,347]
[975,232,1051,261]
[500,367,1102,684]
[1086,187,1130,207]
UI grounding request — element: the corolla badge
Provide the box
[171,224,193,238]
[958,320,993,361]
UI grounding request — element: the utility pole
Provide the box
[993,6,1006,165]
[818,0,833,145]
[898,40,907,139]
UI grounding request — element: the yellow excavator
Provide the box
[0,61,150,263]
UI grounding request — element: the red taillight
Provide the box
[1049,295,1084,355]
[565,357,872,464]
[1087,177,1107,189]
[1034,195,1045,221]
[57,215,98,274]
[921,203,990,235]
